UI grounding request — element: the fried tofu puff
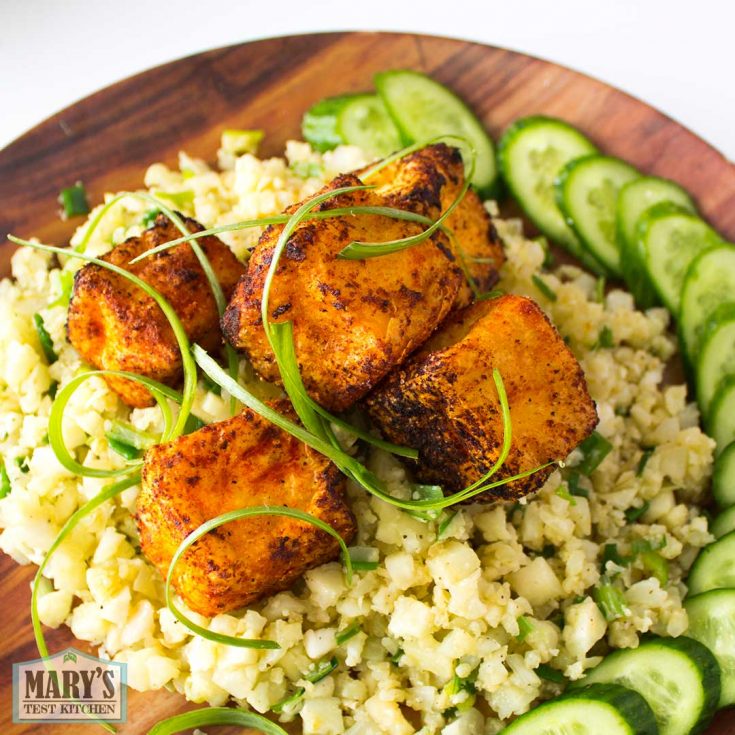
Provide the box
[222,174,465,412]
[67,215,245,407]
[136,400,355,617]
[366,295,598,501]
[367,143,505,307]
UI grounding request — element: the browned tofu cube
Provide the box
[136,401,356,617]
[67,215,245,408]
[222,144,504,413]
[368,143,505,307]
[365,295,598,501]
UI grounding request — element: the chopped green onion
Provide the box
[345,546,379,571]
[47,380,59,399]
[566,472,589,498]
[437,511,458,539]
[201,370,222,396]
[636,449,654,477]
[625,501,650,523]
[107,419,158,450]
[595,276,606,303]
[304,656,338,684]
[594,580,626,621]
[601,543,629,570]
[165,505,353,649]
[33,313,57,364]
[48,270,75,308]
[0,460,10,499]
[555,486,576,505]
[221,129,264,156]
[409,484,444,521]
[596,325,614,349]
[576,431,613,475]
[389,648,404,665]
[335,622,361,645]
[142,208,160,228]
[291,160,323,179]
[476,289,504,302]
[58,182,90,218]
[640,551,669,585]
[516,615,535,641]
[271,688,306,715]
[536,663,566,684]
[152,190,194,209]
[631,536,666,555]
[531,274,557,302]
[106,435,142,460]
[15,456,29,474]
[183,413,206,434]
[537,237,555,269]
[148,707,287,735]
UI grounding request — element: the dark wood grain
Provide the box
[1,31,734,734]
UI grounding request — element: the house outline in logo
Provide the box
[13,646,127,725]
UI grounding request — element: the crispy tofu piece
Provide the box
[222,171,464,412]
[136,400,355,617]
[368,143,505,307]
[67,215,245,407]
[365,295,598,501]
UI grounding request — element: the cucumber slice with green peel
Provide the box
[497,116,606,274]
[374,70,498,196]
[501,682,657,735]
[712,505,735,538]
[696,304,735,417]
[686,588,735,707]
[708,375,735,454]
[713,441,735,508]
[617,176,696,308]
[338,95,403,159]
[302,94,402,159]
[570,636,720,735]
[640,202,722,314]
[687,529,735,595]
[554,154,639,275]
[680,244,735,369]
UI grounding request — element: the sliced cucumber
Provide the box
[617,176,695,308]
[555,155,639,275]
[708,376,735,454]
[713,441,735,508]
[712,506,735,539]
[641,203,722,314]
[497,116,605,274]
[302,94,402,159]
[501,682,657,735]
[338,95,403,159]
[687,529,735,595]
[686,588,735,707]
[697,304,735,418]
[680,244,735,368]
[570,636,719,735]
[374,70,497,195]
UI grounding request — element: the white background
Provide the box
[1,0,734,160]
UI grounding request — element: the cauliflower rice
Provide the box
[0,137,716,734]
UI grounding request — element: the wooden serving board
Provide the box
[1,32,734,734]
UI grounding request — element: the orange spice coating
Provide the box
[67,215,245,407]
[365,294,598,501]
[136,400,355,617]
